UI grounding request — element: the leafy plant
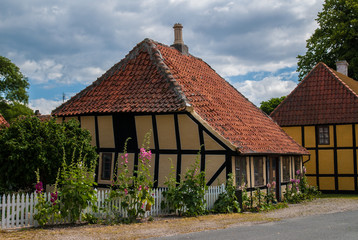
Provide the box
[108,132,154,223]
[162,151,207,217]
[212,173,240,213]
[58,148,98,223]
[0,117,97,193]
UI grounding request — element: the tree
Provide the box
[297,0,358,80]
[0,117,97,193]
[0,56,29,103]
[0,101,33,123]
[260,96,286,115]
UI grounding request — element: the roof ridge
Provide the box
[325,65,358,99]
[148,40,191,110]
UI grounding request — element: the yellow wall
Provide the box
[97,115,115,148]
[307,176,317,187]
[80,116,96,146]
[205,155,226,184]
[336,125,353,147]
[55,117,63,124]
[304,126,316,148]
[158,154,177,187]
[319,177,335,190]
[338,177,355,191]
[305,150,316,175]
[64,116,78,122]
[282,127,302,146]
[181,155,198,176]
[203,132,225,150]
[337,150,354,174]
[318,150,334,174]
[135,115,155,149]
[156,115,176,149]
[178,114,200,150]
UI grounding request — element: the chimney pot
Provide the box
[171,23,189,55]
[336,60,349,76]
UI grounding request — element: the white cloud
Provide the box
[234,76,297,106]
[20,59,63,84]
[29,98,63,115]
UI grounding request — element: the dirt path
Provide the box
[1,197,358,240]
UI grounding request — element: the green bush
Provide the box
[162,152,207,217]
[212,174,240,213]
[0,117,97,193]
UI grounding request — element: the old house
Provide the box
[52,24,308,198]
[271,61,358,193]
[0,114,9,128]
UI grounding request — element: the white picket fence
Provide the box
[0,184,225,229]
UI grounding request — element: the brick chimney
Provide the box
[336,60,349,76]
[171,23,189,55]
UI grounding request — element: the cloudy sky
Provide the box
[0,0,324,114]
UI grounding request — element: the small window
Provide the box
[235,157,247,186]
[101,153,113,180]
[318,126,330,145]
[282,157,290,182]
[254,157,264,186]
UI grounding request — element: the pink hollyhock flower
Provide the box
[145,186,149,190]
[138,185,142,191]
[142,202,145,209]
[296,170,300,175]
[267,183,271,189]
[296,179,300,184]
[35,182,43,194]
[272,181,276,187]
[124,188,128,195]
[303,166,306,174]
[290,179,295,183]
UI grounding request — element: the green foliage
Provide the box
[34,149,98,226]
[0,117,97,193]
[260,96,286,115]
[283,166,321,203]
[58,148,98,223]
[0,101,33,123]
[212,174,240,213]
[297,0,358,80]
[162,152,208,217]
[0,56,29,104]
[108,133,154,223]
[34,169,61,226]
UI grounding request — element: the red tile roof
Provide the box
[0,114,9,128]
[53,39,308,155]
[271,62,358,126]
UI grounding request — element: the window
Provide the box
[253,157,264,186]
[101,153,113,180]
[318,126,330,145]
[235,156,247,186]
[282,157,290,182]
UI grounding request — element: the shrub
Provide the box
[212,173,240,213]
[0,117,97,193]
[162,152,207,217]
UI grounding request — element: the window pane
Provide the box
[254,157,264,186]
[235,157,247,186]
[101,153,113,180]
[282,157,290,182]
[318,126,329,145]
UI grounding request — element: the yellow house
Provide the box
[271,61,358,193]
[53,24,308,199]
